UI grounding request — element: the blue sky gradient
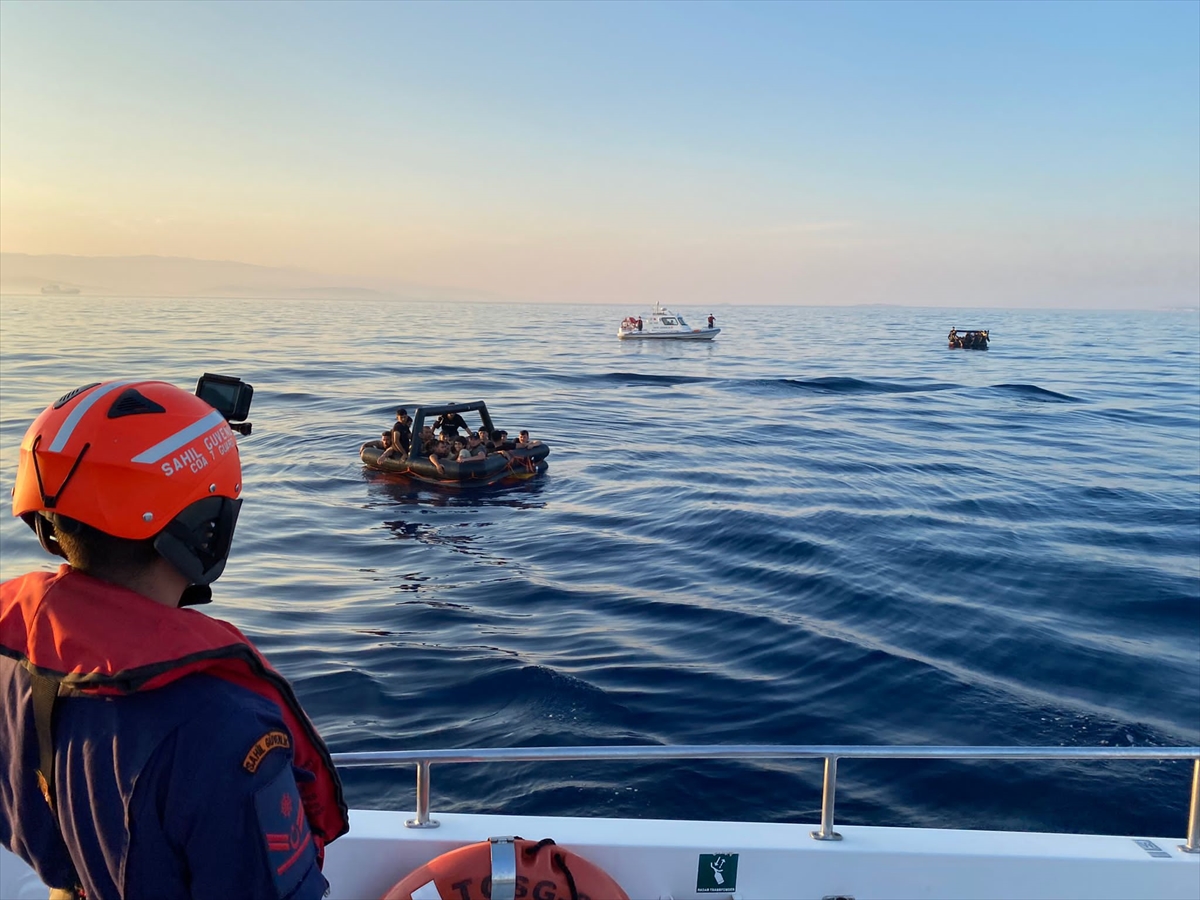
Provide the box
[1,0,1197,306]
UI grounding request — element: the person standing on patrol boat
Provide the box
[0,379,348,900]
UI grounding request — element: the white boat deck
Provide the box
[3,744,1197,899]
[324,809,1198,900]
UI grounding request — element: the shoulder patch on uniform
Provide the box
[255,764,317,899]
[243,730,291,773]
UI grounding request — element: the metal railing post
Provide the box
[405,760,440,828]
[810,755,843,841]
[1181,758,1199,853]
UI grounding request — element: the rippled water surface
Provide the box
[1,297,1197,837]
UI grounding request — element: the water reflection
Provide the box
[357,470,550,576]
[362,470,549,511]
[381,517,495,559]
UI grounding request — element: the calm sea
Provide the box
[1,296,1197,838]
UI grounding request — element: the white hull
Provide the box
[5,745,1196,898]
[618,327,720,341]
[4,811,1196,899]
[325,811,1200,900]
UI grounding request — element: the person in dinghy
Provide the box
[0,378,348,900]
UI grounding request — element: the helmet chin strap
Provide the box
[179,584,213,607]
[30,435,91,512]
[27,513,67,560]
[25,512,212,607]
[24,432,90,561]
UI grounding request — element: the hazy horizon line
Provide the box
[2,290,1197,314]
[3,251,1197,312]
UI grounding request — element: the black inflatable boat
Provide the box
[948,328,990,350]
[360,401,549,486]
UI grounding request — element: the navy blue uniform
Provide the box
[0,670,327,900]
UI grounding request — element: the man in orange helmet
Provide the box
[0,379,347,899]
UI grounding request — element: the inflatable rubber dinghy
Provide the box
[360,400,549,486]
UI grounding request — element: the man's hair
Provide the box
[51,514,159,580]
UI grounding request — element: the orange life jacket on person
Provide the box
[0,566,349,861]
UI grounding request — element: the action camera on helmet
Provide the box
[195,373,253,435]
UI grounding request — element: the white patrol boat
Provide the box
[3,743,1197,899]
[618,303,720,340]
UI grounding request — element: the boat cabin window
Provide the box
[662,317,678,325]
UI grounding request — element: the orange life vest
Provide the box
[0,565,349,861]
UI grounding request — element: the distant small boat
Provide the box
[618,303,719,340]
[948,327,989,350]
[40,284,81,295]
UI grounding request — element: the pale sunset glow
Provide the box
[1,0,1197,307]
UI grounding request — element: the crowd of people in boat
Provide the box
[947,328,989,349]
[377,408,541,472]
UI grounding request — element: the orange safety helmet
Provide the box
[12,380,243,587]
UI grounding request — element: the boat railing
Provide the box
[331,743,1200,852]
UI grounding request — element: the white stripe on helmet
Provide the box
[47,381,135,452]
[131,410,228,464]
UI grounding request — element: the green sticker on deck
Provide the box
[696,853,738,892]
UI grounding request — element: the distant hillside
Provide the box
[0,253,451,300]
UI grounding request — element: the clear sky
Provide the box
[1,0,1197,307]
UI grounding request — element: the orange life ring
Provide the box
[382,837,628,900]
